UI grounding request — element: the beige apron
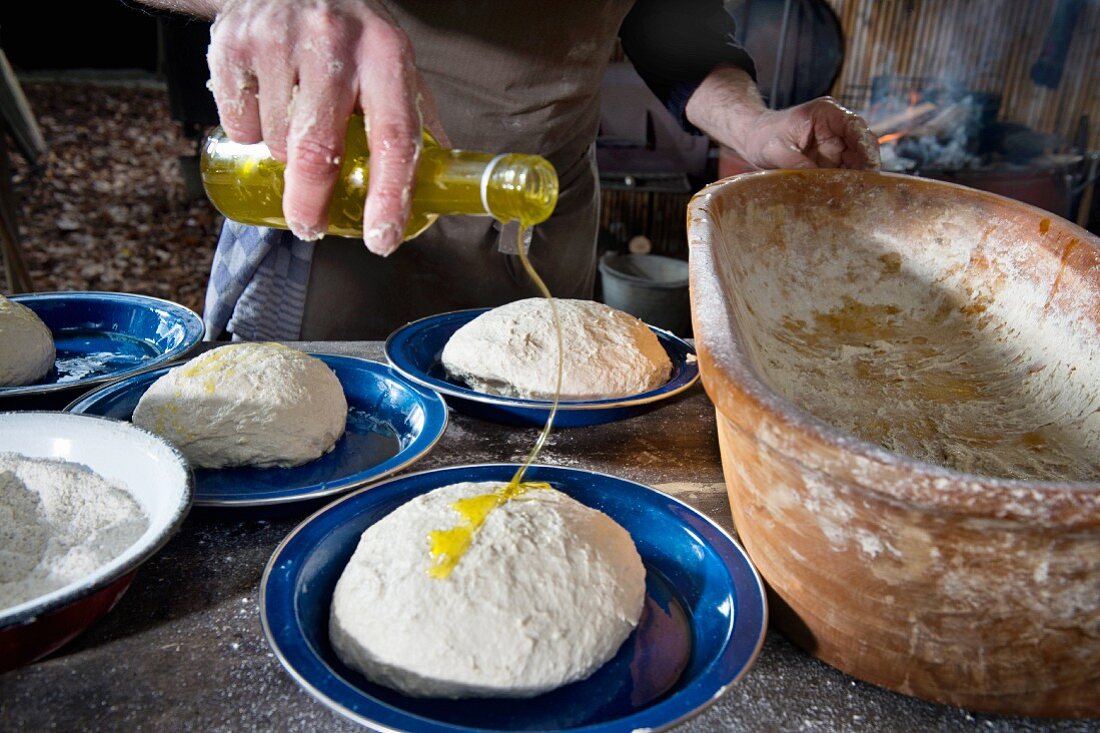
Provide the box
[299,0,635,340]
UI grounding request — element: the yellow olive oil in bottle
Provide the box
[200,115,558,239]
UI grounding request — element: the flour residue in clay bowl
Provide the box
[708,171,1100,483]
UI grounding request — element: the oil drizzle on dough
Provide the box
[428,224,563,579]
[427,479,552,579]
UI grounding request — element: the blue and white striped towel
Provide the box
[203,221,315,341]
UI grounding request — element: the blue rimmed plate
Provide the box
[261,463,767,733]
[385,308,699,427]
[65,354,448,507]
[2,291,204,398]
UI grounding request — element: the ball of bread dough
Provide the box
[132,343,347,469]
[330,481,647,698]
[0,295,55,387]
[441,298,672,400]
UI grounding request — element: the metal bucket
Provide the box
[598,252,690,335]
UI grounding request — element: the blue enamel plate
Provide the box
[65,354,448,507]
[261,463,767,733]
[2,291,204,398]
[385,308,699,427]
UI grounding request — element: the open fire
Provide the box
[866,77,1005,172]
[863,75,1096,222]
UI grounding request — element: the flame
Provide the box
[875,93,936,144]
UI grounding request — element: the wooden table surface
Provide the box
[0,342,1093,732]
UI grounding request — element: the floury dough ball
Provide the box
[132,343,347,468]
[329,481,647,698]
[0,294,55,387]
[441,298,672,400]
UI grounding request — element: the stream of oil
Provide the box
[428,224,563,579]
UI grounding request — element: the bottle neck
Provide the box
[411,149,558,227]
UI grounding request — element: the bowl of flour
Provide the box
[0,412,193,671]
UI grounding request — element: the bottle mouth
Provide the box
[521,158,559,226]
[488,155,559,226]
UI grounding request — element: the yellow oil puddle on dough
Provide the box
[427,480,551,579]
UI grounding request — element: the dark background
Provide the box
[2,1,161,72]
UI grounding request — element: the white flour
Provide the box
[0,453,148,610]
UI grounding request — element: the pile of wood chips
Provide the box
[11,81,221,314]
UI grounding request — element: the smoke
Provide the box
[873,93,986,172]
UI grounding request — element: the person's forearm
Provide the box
[129,0,223,19]
[683,65,766,159]
[685,63,879,170]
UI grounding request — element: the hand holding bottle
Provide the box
[205,0,447,255]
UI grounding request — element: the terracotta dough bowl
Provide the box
[687,169,1100,717]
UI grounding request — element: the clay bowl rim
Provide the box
[688,168,1100,524]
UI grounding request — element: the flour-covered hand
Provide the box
[685,64,880,171]
[206,0,446,254]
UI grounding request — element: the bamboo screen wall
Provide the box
[824,0,1100,149]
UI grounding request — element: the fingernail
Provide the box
[365,223,399,257]
[288,219,325,241]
